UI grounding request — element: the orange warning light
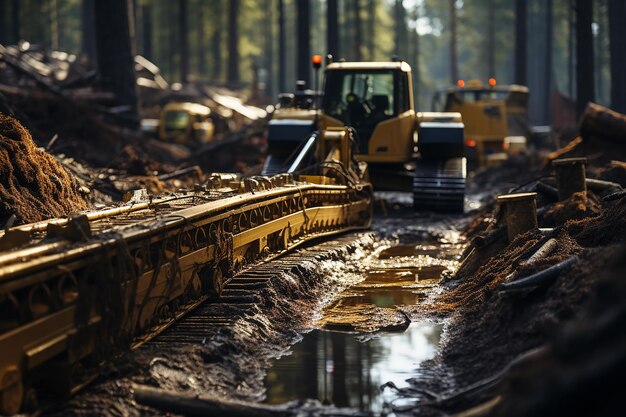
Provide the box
[457,79,465,88]
[488,77,497,87]
[466,138,477,147]
[312,55,323,67]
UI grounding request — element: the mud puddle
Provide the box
[264,323,442,414]
[264,236,462,415]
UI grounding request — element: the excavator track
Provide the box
[413,157,466,212]
[0,176,372,415]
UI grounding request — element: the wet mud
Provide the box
[48,196,471,416]
[49,234,378,416]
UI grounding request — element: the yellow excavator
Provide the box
[432,79,529,168]
[264,58,466,212]
[158,102,216,146]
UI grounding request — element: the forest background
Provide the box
[0,0,624,126]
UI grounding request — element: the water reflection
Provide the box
[264,323,442,414]
[264,240,457,413]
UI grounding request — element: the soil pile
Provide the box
[400,104,626,415]
[491,244,626,417]
[542,190,602,227]
[0,113,90,225]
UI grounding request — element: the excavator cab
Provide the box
[320,62,415,165]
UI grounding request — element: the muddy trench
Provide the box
[46,195,472,417]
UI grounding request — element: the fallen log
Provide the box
[134,385,292,417]
[579,102,626,143]
[133,384,362,417]
[585,178,623,195]
[521,238,558,266]
[499,255,579,293]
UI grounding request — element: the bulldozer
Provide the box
[263,58,466,212]
[158,102,216,146]
[432,79,529,169]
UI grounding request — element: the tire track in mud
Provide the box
[51,203,473,416]
[49,232,377,416]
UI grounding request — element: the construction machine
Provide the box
[262,81,321,176]
[0,124,371,415]
[263,58,466,212]
[432,79,529,168]
[158,102,216,146]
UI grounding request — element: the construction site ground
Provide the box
[1,85,625,416]
[44,163,626,417]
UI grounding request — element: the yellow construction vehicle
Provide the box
[432,79,529,168]
[158,102,215,146]
[0,124,371,415]
[264,59,466,212]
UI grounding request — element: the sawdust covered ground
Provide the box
[396,190,626,416]
[0,114,89,225]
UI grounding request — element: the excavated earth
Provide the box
[4,108,619,416]
[47,162,625,417]
[45,200,471,417]
[0,114,90,225]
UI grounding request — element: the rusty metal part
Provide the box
[552,157,587,200]
[0,177,372,414]
[496,193,538,243]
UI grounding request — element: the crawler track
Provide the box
[0,178,372,415]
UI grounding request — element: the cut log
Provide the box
[133,384,362,417]
[579,102,626,143]
[134,384,292,417]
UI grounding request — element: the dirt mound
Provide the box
[0,113,90,225]
[404,194,626,417]
[596,160,626,186]
[491,244,626,417]
[566,196,626,247]
[542,191,602,227]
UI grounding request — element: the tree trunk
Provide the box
[81,0,96,64]
[576,0,595,118]
[354,0,362,61]
[11,0,19,43]
[211,0,222,82]
[545,0,553,123]
[141,3,152,59]
[179,0,189,83]
[50,0,59,50]
[568,0,575,97]
[488,0,495,78]
[327,0,339,58]
[0,0,19,45]
[264,0,273,98]
[393,0,405,59]
[197,3,206,78]
[296,0,310,86]
[367,0,375,60]
[608,0,626,113]
[0,0,7,44]
[341,0,353,60]
[227,0,239,86]
[413,4,420,108]
[133,0,143,56]
[514,0,527,85]
[450,0,458,83]
[168,1,177,82]
[94,0,139,127]
[580,102,626,142]
[278,0,286,91]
